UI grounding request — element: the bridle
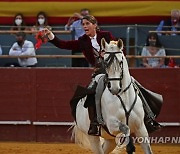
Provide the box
[104,51,124,94]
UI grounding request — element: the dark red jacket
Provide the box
[49,31,115,66]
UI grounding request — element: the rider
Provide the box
[43,15,115,136]
[42,15,159,136]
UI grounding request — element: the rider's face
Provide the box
[82,19,97,37]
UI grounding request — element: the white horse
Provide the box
[73,39,152,154]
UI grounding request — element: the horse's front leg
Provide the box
[102,139,116,154]
[87,135,104,154]
[107,118,130,137]
[135,123,153,154]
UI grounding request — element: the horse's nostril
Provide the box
[108,82,111,89]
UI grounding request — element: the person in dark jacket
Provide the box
[43,15,115,136]
[42,15,161,136]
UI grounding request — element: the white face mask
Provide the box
[38,18,45,25]
[15,19,22,26]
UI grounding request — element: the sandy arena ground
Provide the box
[0,142,179,154]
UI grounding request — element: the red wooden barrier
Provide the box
[0,68,179,142]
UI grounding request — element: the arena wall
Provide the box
[0,68,179,142]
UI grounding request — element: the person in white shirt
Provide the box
[9,32,37,67]
[141,32,166,68]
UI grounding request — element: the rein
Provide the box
[116,86,139,125]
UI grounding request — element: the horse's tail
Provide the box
[71,123,91,150]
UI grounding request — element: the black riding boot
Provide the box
[88,106,101,136]
[86,78,101,136]
[144,114,162,133]
[143,101,162,133]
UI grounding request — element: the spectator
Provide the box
[31,11,51,33]
[65,8,90,40]
[65,8,90,67]
[141,32,166,68]
[156,9,180,35]
[11,13,28,32]
[9,32,37,67]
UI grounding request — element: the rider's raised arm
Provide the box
[43,28,80,51]
[50,36,80,51]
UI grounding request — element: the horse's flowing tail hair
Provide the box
[71,124,91,150]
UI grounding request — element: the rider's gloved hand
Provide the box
[42,28,55,40]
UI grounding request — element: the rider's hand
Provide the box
[42,28,54,40]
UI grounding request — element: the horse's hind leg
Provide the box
[102,139,116,154]
[87,135,104,154]
[135,123,153,154]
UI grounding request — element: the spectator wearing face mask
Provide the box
[31,11,51,33]
[9,32,37,67]
[11,13,29,32]
[141,32,166,68]
[156,9,180,35]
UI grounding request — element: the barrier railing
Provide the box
[0,26,180,67]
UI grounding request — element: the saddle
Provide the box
[134,79,163,117]
[70,85,95,121]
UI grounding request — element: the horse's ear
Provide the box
[117,39,123,50]
[101,38,107,50]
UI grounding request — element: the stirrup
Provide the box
[145,118,162,133]
[88,123,101,136]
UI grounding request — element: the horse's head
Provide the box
[101,38,125,95]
